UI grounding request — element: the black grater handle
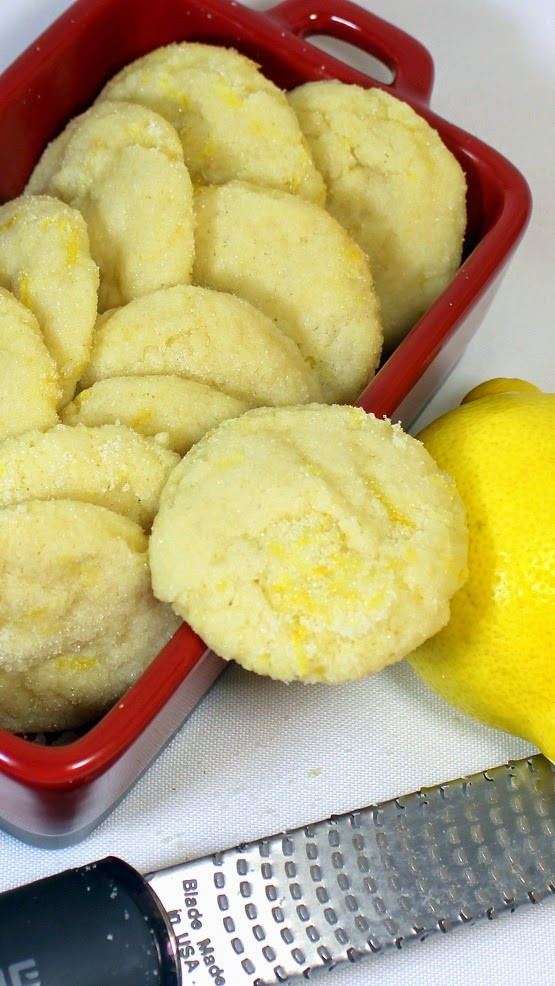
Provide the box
[0,855,179,985]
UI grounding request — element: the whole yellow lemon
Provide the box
[408,379,555,761]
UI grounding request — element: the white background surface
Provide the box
[0,0,553,983]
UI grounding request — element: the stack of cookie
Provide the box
[0,41,468,732]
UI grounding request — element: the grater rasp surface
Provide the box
[148,754,555,984]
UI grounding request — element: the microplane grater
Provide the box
[1,754,553,985]
[148,753,555,984]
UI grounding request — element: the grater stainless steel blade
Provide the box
[147,754,555,985]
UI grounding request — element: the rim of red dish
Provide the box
[0,623,208,788]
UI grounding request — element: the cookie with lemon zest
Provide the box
[61,374,249,455]
[0,423,179,531]
[26,100,195,312]
[0,287,59,440]
[0,499,180,728]
[150,404,468,683]
[97,42,325,203]
[288,81,467,351]
[0,195,99,405]
[193,182,383,404]
[80,284,321,407]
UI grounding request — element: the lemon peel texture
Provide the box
[408,379,555,762]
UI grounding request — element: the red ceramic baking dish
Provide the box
[0,0,531,846]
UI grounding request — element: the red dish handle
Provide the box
[267,0,434,104]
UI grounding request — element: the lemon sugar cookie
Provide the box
[288,81,467,350]
[150,404,468,684]
[0,499,180,731]
[61,374,249,455]
[0,423,179,531]
[193,181,383,404]
[80,284,321,407]
[26,100,196,312]
[97,42,325,203]
[0,196,99,405]
[0,287,60,440]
